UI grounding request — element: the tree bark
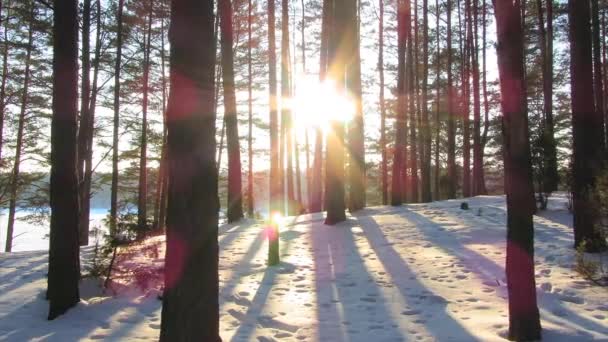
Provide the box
[471,0,485,195]
[420,0,432,202]
[247,0,254,217]
[347,0,365,211]
[0,0,6,165]
[77,0,91,246]
[446,0,456,199]
[219,0,243,223]
[159,0,220,339]
[110,0,125,236]
[138,0,153,235]
[592,0,606,151]
[282,0,296,215]
[494,1,542,339]
[392,0,409,206]
[48,0,81,320]
[268,0,280,265]
[379,0,388,205]
[434,0,441,200]
[570,0,606,251]
[310,0,331,214]
[462,0,471,198]
[408,19,418,203]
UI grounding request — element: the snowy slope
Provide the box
[0,195,607,341]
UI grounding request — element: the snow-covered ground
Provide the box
[0,195,607,341]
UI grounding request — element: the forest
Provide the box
[0,0,607,341]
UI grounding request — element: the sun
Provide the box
[291,74,356,133]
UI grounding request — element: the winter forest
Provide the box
[0,0,608,340]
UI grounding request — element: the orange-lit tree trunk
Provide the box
[219,0,243,223]
[446,0,456,199]
[48,0,80,320]
[159,0,220,339]
[494,1,542,339]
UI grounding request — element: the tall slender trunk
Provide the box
[324,0,349,224]
[603,6,608,146]
[5,6,34,253]
[570,0,606,251]
[408,19,418,203]
[159,0,220,338]
[348,0,365,211]
[268,0,280,265]
[247,0,254,217]
[310,0,331,213]
[153,14,168,231]
[110,0,125,236]
[494,1,542,339]
[0,1,9,170]
[282,0,296,215]
[537,0,558,194]
[77,0,91,245]
[138,0,153,235]
[82,0,102,237]
[301,0,311,210]
[592,0,606,151]
[392,0,408,206]
[219,0,243,223]
[462,0,471,197]
[481,0,489,157]
[446,0,456,199]
[472,0,485,195]
[48,0,80,320]
[434,0,440,200]
[379,0,387,205]
[420,0,432,202]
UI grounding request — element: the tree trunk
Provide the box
[408,21,419,203]
[494,1,542,339]
[420,0,431,202]
[138,0,153,236]
[434,0,441,200]
[446,0,456,199]
[537,0,558,195]
[379,0,387,205]
[0,0,6,165]
[247,0,254,217]
[81,0,103,238]
[281,0,296,216]
[471,0,485,195]
[268,0,280,265]
[48,0,81,320]
[392,0,408,206]
[153,14,168,231]
[219,0,243,223]
[347,1,365,211]
[310,0,331,214]
[570,0,606,252]
[592,0,606,151]
[462,0,471,198]
[481,0,489,163]
[110,0,125,236]
[324,0,349,224]
[5,6,34,253]
[159,0,220,339]
[77,0,91,246]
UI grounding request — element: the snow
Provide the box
[1,195,607,341]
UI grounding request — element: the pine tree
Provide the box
[420,0,432,202]
[570,0,607,252]
[48,0,80,320]
[495,1,542,339]
[220,0,243,223]
[379,0,387,205]
[446,0,456,199]
[159,0,220,339]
